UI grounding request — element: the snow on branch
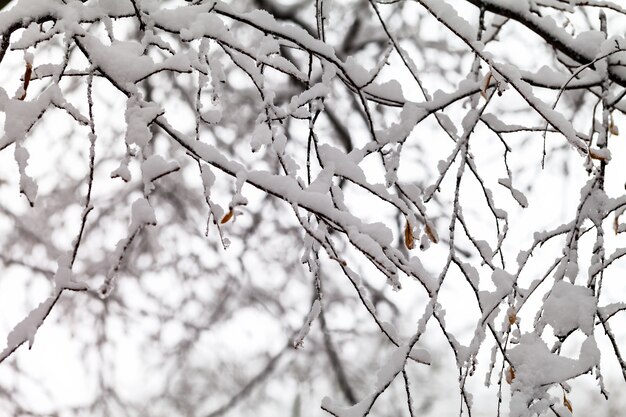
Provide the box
[0,1,624,416]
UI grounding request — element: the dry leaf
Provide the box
[563,394,573,413]
[220,209,234,224]
[404,220,415,250]
[425,223,439,244]
[505,366,515,384]
[508,312,517,326]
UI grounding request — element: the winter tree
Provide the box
[0,0,624,416]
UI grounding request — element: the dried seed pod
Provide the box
[609,115,619,136]
[220,209,234,224]
[563,394,573,412]
[589,147,610,161]
[481,71,493,98]
[404,220,415,250]
[505,366,515,384]
[425,223,439,244]
[19,61,32,101]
